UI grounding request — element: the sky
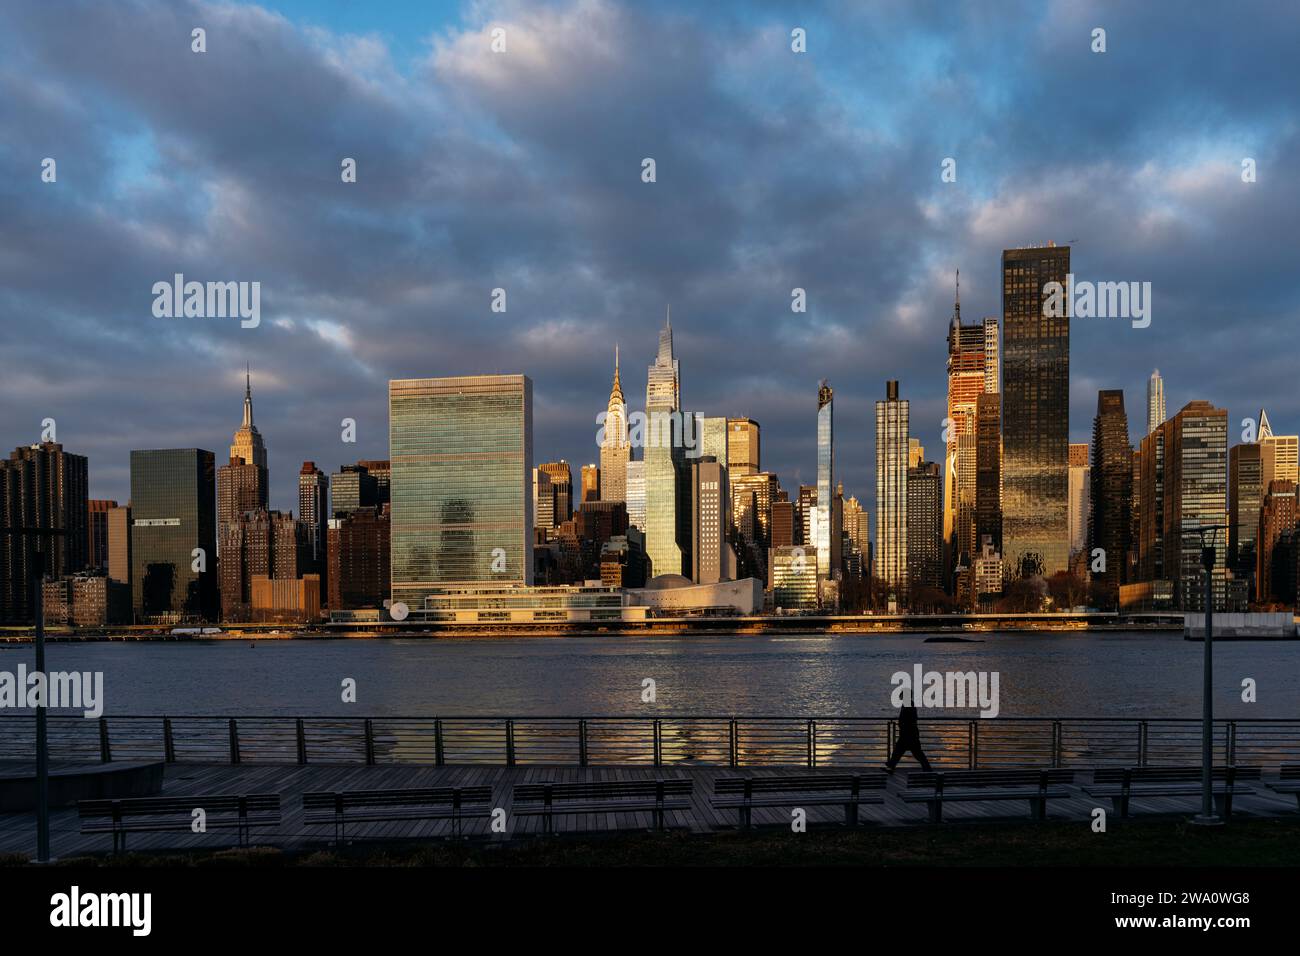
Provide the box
[1,0,1297,518]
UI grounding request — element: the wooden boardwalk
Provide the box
[2,762,1297,858]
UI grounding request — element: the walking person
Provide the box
[884,690,932,772]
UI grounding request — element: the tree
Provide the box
[1046,570,1089,611]
[998,576,1046,613]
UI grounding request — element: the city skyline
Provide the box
[2,0,1297,516]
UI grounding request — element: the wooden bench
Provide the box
[302,786,494,842]
[711,773,887,828]
[1265,765,1300,810]
[902,769,1075,823]
[512,779,692,834]
[1084,766,1262,819]
[79,793,280,853]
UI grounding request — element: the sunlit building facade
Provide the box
[389,375,533,610]
[875,380,909,594]
[1001,243,1071,580]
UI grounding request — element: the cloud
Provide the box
[0,0,1296,521]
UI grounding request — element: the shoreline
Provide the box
[1,620,1200,642]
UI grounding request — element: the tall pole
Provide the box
[1192,532,1221,826]
[33,550,51,861]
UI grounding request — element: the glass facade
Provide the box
[130,448,217,623]
[875,381,909,592]
[389,375,532,609]
[625,460,646,531]
[1001,244,1071,579]
[726,418,760,476]
[644,319,686,577]
[816,382,835,582]
[1090,391,1131,589]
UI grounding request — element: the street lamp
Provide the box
[0,526,65,862]
[1190,524,1227,827]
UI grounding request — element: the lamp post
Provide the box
[1191,524,1227,827]
[1,526,65,862]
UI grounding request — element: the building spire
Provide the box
[242,364,254,428]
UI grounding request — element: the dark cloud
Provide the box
[0,0,1296,521]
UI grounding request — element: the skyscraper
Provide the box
[1068,443,1091,558]
[1256,480,1298,605]
[1138,401,1229,610]
[331,463,379,518]
[726,418,760,476]
[624,460,646,533]
[599,347,630,503]
[1229,441,1264,592]
[219,509,310,620]
[644,313,687,577]
[0,442,90,623]
[389,375,533,610]
[1090,391,1132,590]
[1259,409,1299,486]
[130,448,217,623]
[532,468,554,534]
[975,391,1002,555]
[540,461,574,525]
[907,460,943,593]
[731,472,779,582]
[875,380,910,594]
[217,371,269,556]
[945,275,998,576]
[581,464,600,503]
[691,457,735,584]
[298,462,330,575]
[328,506,390,610]
[1147,369,1165,436]
[88,499,117,571]
[107,504,131,588]
[815,381,838,584]
[1001,243,1071,579]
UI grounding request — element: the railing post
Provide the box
[98,717,111,763]
[1226,720,1236,765]
[807,719,816,769]
[1138,720,1148,767]
[228,717,240,764]
[505,718,515,767]
[364,719,375,765]
[653,719,662,767]
[728,719,738,768]
[578,719,588,767]
[1052,720,1062,768]
[163,717,175,763]
[969,720,977,769]
[435,718,444,766]
[296,718,307,764]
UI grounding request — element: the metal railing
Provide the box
[3,715,1299,770]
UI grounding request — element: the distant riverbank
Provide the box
[0,614,1191,642]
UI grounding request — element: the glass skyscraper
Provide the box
[130,448,218,623]
[875,380,909,594]
[389,375,533,610]
[1001,243,1071,580]
[815,381,836,583]
[1146,369,1165,436]
[644,315,686,578]
[625,459,646,532]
